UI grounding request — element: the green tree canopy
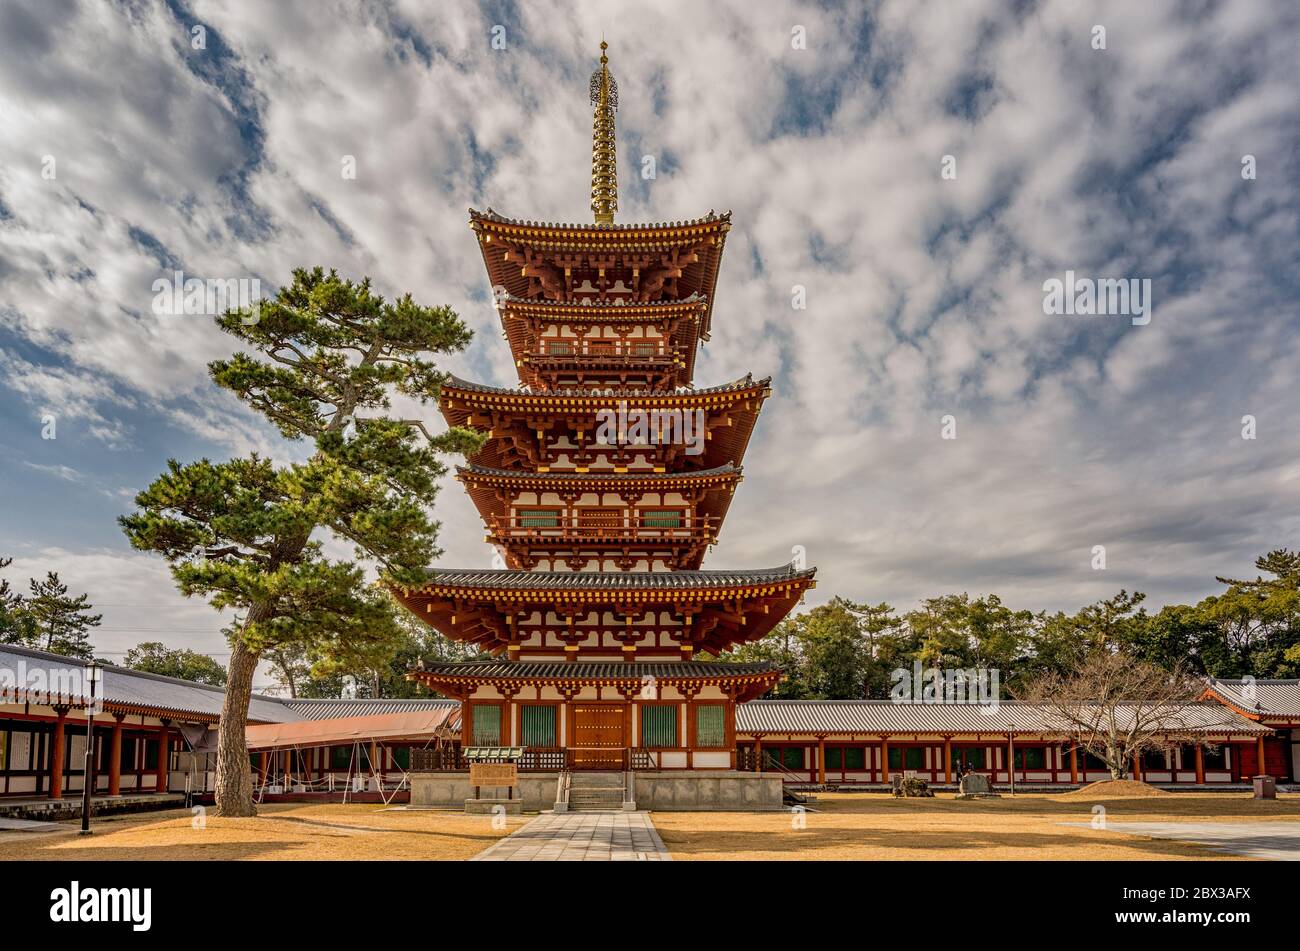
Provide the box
[122,641,229,686]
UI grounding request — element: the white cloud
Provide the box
[1,0,1298,658]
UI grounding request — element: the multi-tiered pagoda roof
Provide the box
[393,43,813,770]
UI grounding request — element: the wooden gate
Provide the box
[570,704,626,769]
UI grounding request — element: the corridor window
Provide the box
[1014,747,1046,769]
[471,704,502,746]
[694,705,726,748]
[640,705,677,748]
[521,705,557,748]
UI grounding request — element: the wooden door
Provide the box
[571,704,626,769]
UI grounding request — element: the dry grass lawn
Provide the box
[0,803,527,861]
[652,792,1300,861]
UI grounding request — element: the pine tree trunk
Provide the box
[214,636,260,816]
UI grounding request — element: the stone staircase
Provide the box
[566,771,627,812]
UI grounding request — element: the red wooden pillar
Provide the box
[1195,745,1205,785]
[1006,736,1015,784]
[754,736,763,773]
[1256,736,1267,777]
[1132,752,1141,782]
[108,715,125,796]
[154,723,170,793]
[816,737,826,785]
[725,699,737,770]
[50,707,68,800]
[880,736,890,783]
[1069,745,1078,785]
[943,737,952,784]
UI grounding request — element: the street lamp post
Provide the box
[79,661,101,835]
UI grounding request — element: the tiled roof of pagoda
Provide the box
[442,373,765,398]
[497,292,708,318]
[470,207,730,233]
[388,564,814,655]
[457,462,741,485]
[394,562,814,594]
[416,660,775,679]
[408,659,781,701]
[468,208,730,338]
[439,374,770,470]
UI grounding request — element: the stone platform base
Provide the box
[0,793,186,822]
[631,771,783,811]
[465,798,523,815]
[411,774,560,811]
[410,771,782,812]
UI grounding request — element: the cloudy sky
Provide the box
[1,0,1298,687]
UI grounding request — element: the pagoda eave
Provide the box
[385,565,816,657]
[438,375,771,471]
[469,209,730,337]
[407,660,780,702]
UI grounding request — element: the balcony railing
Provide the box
[488,514,717,543]
[540,343,667,359]
[409,748,568,772]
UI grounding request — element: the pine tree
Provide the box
[120,268,482,816]
[24,571,101,659]
[0,557,36,646]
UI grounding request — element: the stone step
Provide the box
[569,771,624,785]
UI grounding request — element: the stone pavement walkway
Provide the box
[1064,821,1300,860]
[0,817,63,833]
[472,811,671,861]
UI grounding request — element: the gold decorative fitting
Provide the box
[589,41,618,225]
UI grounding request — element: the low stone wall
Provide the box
[410,773,560,811]
[409,770,783,812]
[631,771,784,811]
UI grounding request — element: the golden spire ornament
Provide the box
[589,40,618,225]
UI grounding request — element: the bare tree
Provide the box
[1018,653,1236,780]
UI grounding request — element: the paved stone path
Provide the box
[0,817,63,832]
[473,811,671,861]
[1064,821,1300,860]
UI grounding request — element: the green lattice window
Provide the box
[888,747,926,770]
[1014,746,1047,769]
[520,705,557,747]
[694,705,726,748]
[762,747,804,770]
[641,510,682,528]
[332,745,367,769]
[640,705,678,748]
[825,746,866,770]
[546,341,572,355]
[519,510,560,528]
[471,704,502,746]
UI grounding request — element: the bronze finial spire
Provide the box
[589,40,618,225]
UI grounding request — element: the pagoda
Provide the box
[392,43,816,775]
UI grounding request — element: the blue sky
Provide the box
[1,0,1299,688]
